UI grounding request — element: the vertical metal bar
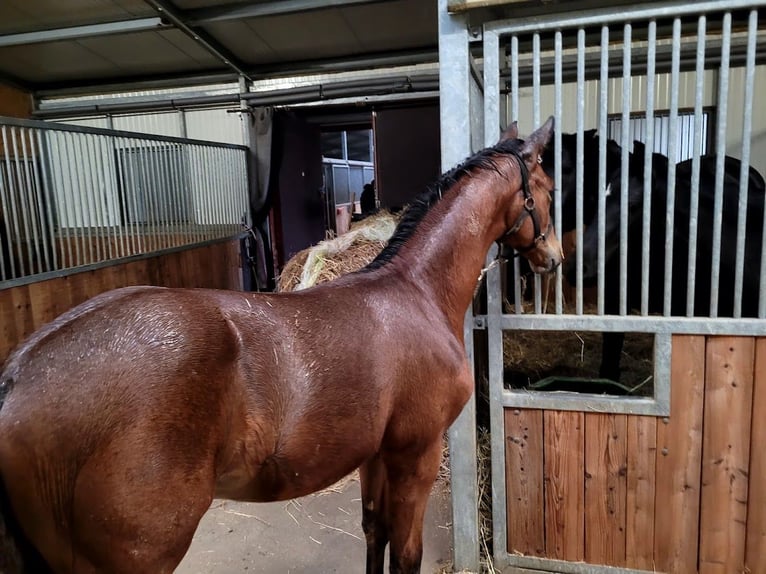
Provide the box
[66,131,88,266]
[619,23,632,316]
[213,146,225,237]
[640,19,657,316]
[3,126,26,277]
[576,27,586,315]
[166,142,180,248]
[554,30,563,315]
[189,145,202,244]
[597,25,609,315]
[0,129,17,279]
[10,127,36,275]
[95,134,119,259]
[510,34,522,313]
[52,131,75,268]
[687,15,706,316]
[709,11,731,318]
[532,32,542,313]
[663,18,682,317]
[145,138,161,252]
[438,1,479,568]
[124,138,144,254]
[483,31,499,147]
[80,133,101,264]
[201,145,214,241]
[29,129,54,273]
[40,128,60,272]
[17,128,43,275]
[156,141,171,250]
[734,9,757,318]
[181,144,194,246]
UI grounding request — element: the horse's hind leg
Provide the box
[359,454,389,574]
[383,437,443,574]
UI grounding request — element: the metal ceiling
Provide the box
[0,0,441,95]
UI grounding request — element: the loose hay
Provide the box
[277,211,400,292]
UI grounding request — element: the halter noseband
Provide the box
[500,150,552,256]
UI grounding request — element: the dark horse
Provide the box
[0,119,561,574]
[567,139,765,380]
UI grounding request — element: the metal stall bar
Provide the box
[439,0,480,569]
[686,15,706,316]
[10,127,37,275]
[63,131,85,267]
[575,27,586,315]
[510,34,523,314]
[28,129,55,274]
[2,126,26,277]
[663,17,682,317]
[554,30,563,315]
[18,129,43,275]
[532,32,543,313]
[619,23,632,316]
[640,19,657,316]
[79,133,101,263]
[734,9,758,318]
[709,11,732,318]
[597,25,609,315]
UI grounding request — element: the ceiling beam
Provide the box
[0,18,168,47]
[187,0,393,24]
[143,0,253,81]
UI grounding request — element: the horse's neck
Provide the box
[395,176,509,332]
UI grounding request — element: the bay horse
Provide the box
[0,119,561,574]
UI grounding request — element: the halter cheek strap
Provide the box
[500,150,551,256]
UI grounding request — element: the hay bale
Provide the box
[277,211,400,292]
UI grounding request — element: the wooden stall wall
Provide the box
[504,335,766,573]
[0,239,242,365]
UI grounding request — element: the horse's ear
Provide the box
[498,121,519,142]
[585,129,598,139]
[521,116,554,160]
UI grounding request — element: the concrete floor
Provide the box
[176,476,454,574]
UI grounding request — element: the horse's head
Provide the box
[496,117,562,274]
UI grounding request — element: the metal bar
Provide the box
[124,138,144,254]
[82,133,102,264]
[167,142,182,248]
[0,116,248,151]
[734,9,757,318]
[0,130,17,279]
[484,0,766,35]
[687,15,706,316]
[575,28,586,315]
[3,127,26,277]
[438,0,480,568]
[554,30,563,315]
[93,134,118,260]
[0,18,166,47]
[144,0,253,81]
[28,129,53,273]
[10,127,36,276]
[533,32,542,314]
[483,31,500,146]
[640,20,657,316]
[510,34,523,314]
[189,0,390,23]
[494,313,766,336]
[597,25,609,315]
[189,145,202,244]
[52,131,74,268]
[155,141,171,251]
[18,128,44,275]
[619,24,632,316]
[709,11,732,318]
[145,139,162,252]
[72,131,95,265]
[663,18,682,317]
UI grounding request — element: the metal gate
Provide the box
[439,1,766,572]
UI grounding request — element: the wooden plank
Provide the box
[543,410,584,561]
[0,286,19,363]
[625,415,657,570]
[699,336,754,574]
[10,284,34,344]
[746,337,766,572]
[584,413,627,567]
[654,335,706,573]
[505,408,545,557]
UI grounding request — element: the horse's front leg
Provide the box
[359,453,389,574]
[383,437,442,574]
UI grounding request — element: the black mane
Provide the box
[364,138,524,271]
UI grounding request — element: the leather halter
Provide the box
[500,150,552,256]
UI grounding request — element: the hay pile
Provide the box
[277,211,400,292]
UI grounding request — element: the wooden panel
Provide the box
[699,337,754,574]
[654,335,706,573]
[584,413,627,566]
[0,240,242,365]
[625,415,657,570]
[543,410,584,561]
[746,338,766,572]
[505,408,545,556]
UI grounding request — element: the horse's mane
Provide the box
[364,138,523,271]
